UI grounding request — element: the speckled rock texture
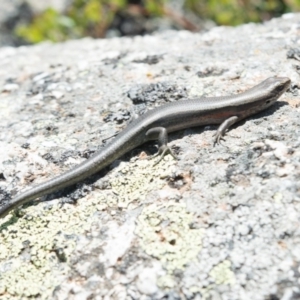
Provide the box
[0,13,300,300]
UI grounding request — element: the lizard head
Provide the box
[262,77,291,106]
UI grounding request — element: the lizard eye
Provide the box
[276,85,285,92]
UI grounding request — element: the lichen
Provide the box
[0,191,107,299]
[0,154,177,298]
[109,155,176,209]
[210,260,236,285]
[136,201,204,288]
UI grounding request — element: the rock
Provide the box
[0,13,300,300]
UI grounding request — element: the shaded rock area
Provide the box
[0,13,300,300]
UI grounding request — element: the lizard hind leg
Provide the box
[213,116,239,146]
[145,127,177,165]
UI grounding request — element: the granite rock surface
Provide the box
[0,13,300,300]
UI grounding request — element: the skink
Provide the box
[0,77,291,218]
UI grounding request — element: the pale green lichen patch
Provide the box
[157,274,177,289]
[0,191,108,299]
[135,201,204,288]
[210,260,236,285]
[109,155,176,209]
[0,155,177,298]
[273,192,283,203]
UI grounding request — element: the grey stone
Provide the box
[0,13,300,300]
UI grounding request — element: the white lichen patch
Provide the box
[135,201,204,287]
[210,260,236,285]
[109,155,176,208]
